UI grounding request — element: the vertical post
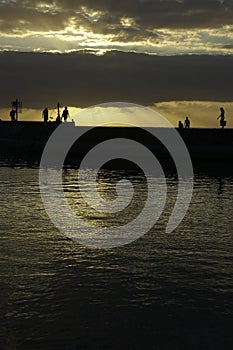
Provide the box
[57,102,60,120]
[11,99,22,121]
[15,98,18,121]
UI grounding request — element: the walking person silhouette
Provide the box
[217,107,226,129]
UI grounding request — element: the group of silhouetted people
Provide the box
[178,116,190,129]
[8,105,228,129]
[9,105,70,123]
[42,106,69,123]
[177,108,227,129]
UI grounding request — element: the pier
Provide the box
[0,121,233,172]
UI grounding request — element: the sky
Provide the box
[0,0,233,127]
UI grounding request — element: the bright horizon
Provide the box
[1,101,233,128]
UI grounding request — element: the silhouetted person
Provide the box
[62,106,69,122]
[178,120,184,129]
[10,109,16,122]
[217,107,226,129]
[184,116,190,128]
[42,107,48,123]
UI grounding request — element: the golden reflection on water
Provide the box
[1,167,233,349]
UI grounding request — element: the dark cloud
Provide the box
[0,51,232,109]
[0,0,233,41]
[0,5,67,33]
[54,0,233,29]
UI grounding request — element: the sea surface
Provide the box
[0,164,233,349]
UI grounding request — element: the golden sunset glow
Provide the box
[0,0,233,126]
[0,1,233,55]
[1,102,232,129]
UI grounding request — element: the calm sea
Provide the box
[1,165,233,349]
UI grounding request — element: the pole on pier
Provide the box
[11,99,22,121]
[15,98,18,121]
[57,102,61,121]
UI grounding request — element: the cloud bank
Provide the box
[0,51,232,109]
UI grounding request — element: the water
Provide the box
[1,166,233,349]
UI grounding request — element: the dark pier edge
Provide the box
[0,121,233,175]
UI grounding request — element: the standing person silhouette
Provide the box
[217,107,226,129]
[10,109,16,122]
[42,107,49,123]
[62,106,69,122]
[184,116,190,128]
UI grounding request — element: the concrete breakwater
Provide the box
[0,121,233,170]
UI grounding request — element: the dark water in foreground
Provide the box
[1,166,233,349]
